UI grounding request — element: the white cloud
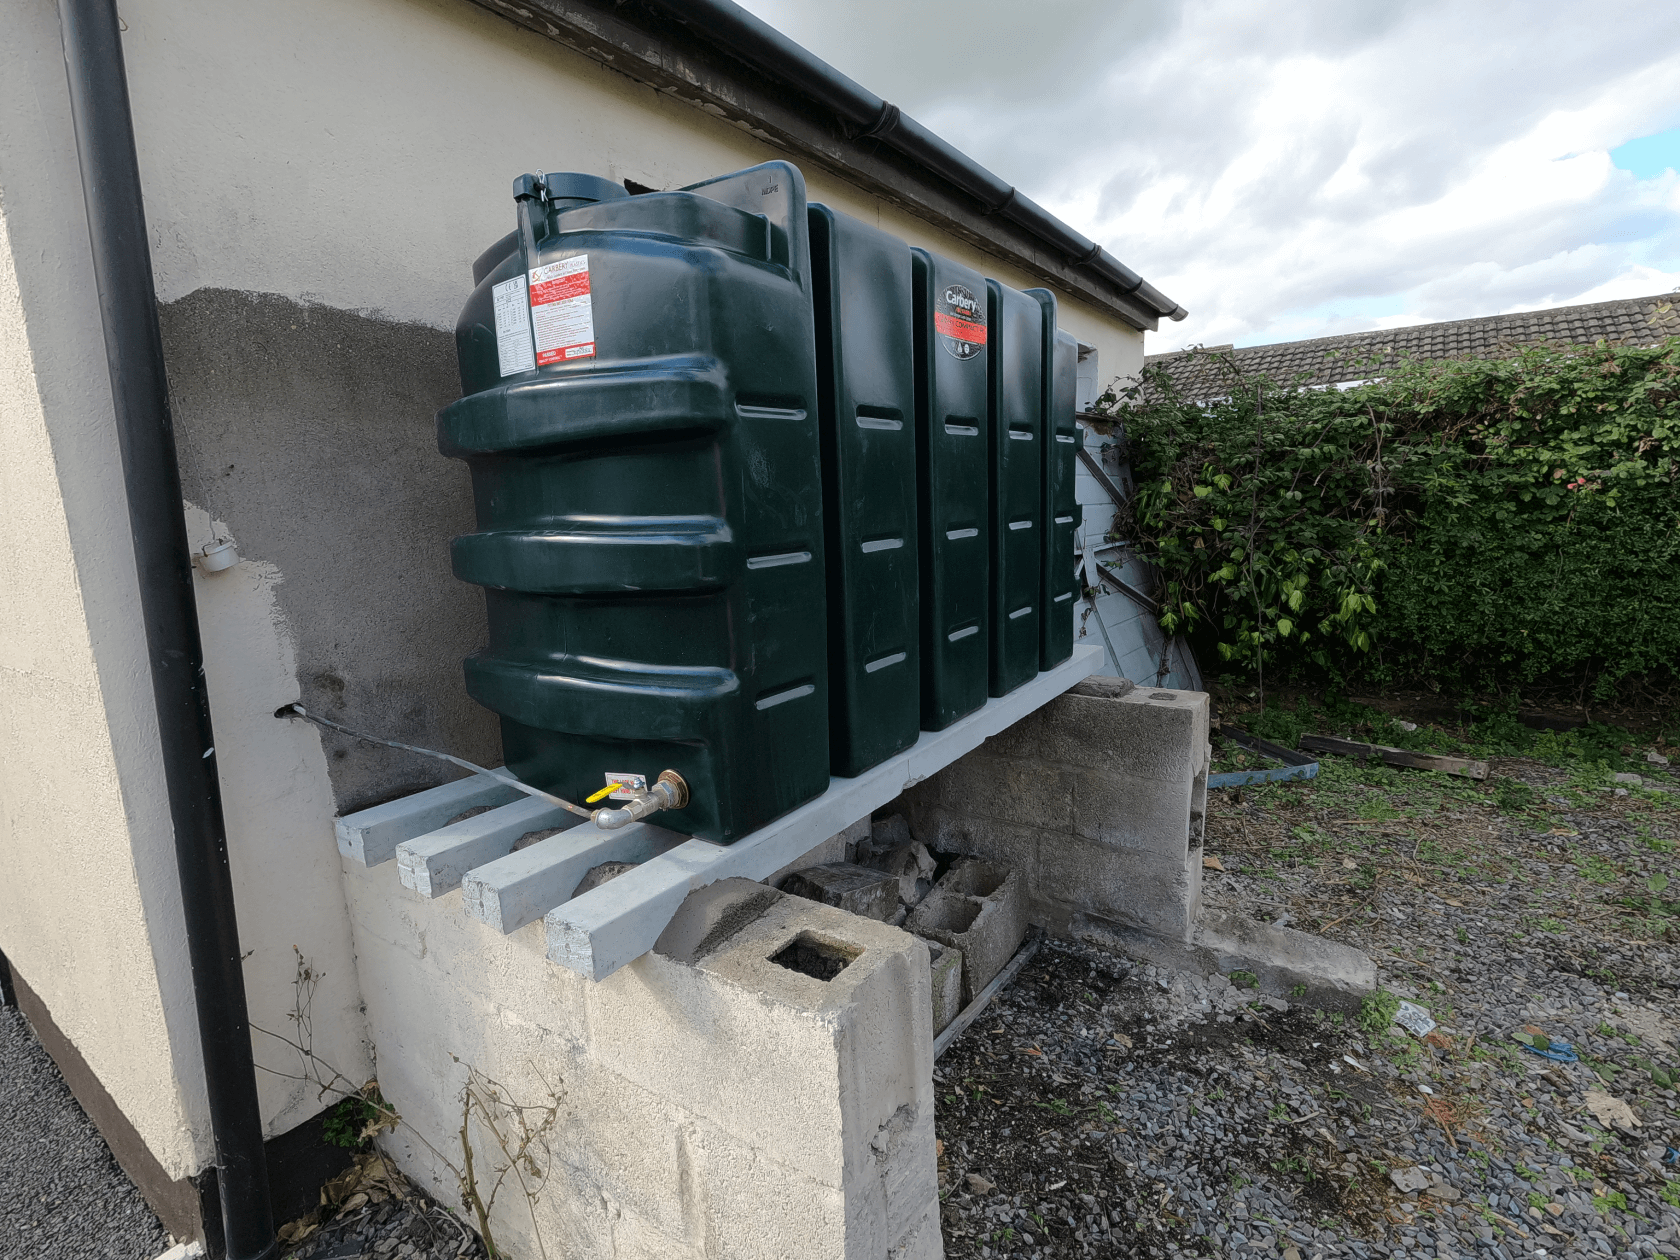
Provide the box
[736,0,1680,351]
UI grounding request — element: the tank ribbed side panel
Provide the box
[440,162,828,843]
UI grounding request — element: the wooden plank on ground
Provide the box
[1298,733,1488,780]
[933,933,1044,1060]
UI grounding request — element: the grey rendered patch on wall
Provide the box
[160,289,499,811]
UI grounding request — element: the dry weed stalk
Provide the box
[454,1060,565,1260]
[253,949,565,1258]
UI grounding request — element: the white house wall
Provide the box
[0,0,207,1178]
[0,0,1149,1192]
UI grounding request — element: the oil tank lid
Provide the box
[513,171,630,209]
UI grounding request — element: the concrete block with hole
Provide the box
[340,858,940,1260]
[900,679,1210,944]
[928,942,964,1034]
[896,679,1371,1006]
[905,860,1028,1004]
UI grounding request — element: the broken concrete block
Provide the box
[779,862,899,922]
[652,877,782,964]
[928,942,964,1034]
[906,860,1028,1003]
[870,812,914,850]
[857,819,938,905]
[763,816,869,887]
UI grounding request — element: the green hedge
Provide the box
[1100,337,1680,696]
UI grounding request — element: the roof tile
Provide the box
[1143,292,1680,400]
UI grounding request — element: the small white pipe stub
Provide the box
[196,540,238,573]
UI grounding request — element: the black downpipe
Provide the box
[55,4,277,1259]
[640,0,1189,321]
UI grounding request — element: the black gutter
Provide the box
[638,0,1188,322]
[55,4,277,1259]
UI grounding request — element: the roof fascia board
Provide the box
[463,0,1160,332]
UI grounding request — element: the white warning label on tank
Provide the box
[492,274,536,377]
[528,254,595,365]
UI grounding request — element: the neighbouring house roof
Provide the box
[1142,291,1680,400]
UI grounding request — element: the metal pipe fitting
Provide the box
[593,770,690,830]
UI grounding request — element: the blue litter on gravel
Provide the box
[1517,1039,1578,1062]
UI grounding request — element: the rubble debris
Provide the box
[779,862,898,921]
[857,815,937,906]
[1388,1165,1430,1194]
[1582,1089,1641,1130]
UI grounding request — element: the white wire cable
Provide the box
[280,703,592,819]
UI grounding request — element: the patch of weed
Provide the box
[1636,827,1676,854]
[1357,990,1400,1036]
[1574,853,1619,885]
[1492,778,1537,814]
[323,1093,384,1150]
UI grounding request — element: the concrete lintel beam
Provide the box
[336,773,523,867]
[545,644,1105,981]
[461,821,689,935]
[395,796,581,898]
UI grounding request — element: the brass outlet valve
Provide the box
[592,771,689,830]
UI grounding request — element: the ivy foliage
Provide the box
[1099,336,1680,694]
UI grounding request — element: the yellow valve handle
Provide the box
[586,781,636,804]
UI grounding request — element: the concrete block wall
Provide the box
[900,679,1210,943]
[340,858,941,1260]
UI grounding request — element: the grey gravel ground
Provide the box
[935,751,1680,1259]
[0,1001,479,1260]
[0,1005,171,1260]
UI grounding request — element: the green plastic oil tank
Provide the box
[986,279,1044,697]
[1028,289,1081,670]
[809,205,919,776]
[910,249,990,730]
[439,162,830,844]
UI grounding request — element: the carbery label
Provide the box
[935,282,986,360]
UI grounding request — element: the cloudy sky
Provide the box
[737,0,1680,352]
